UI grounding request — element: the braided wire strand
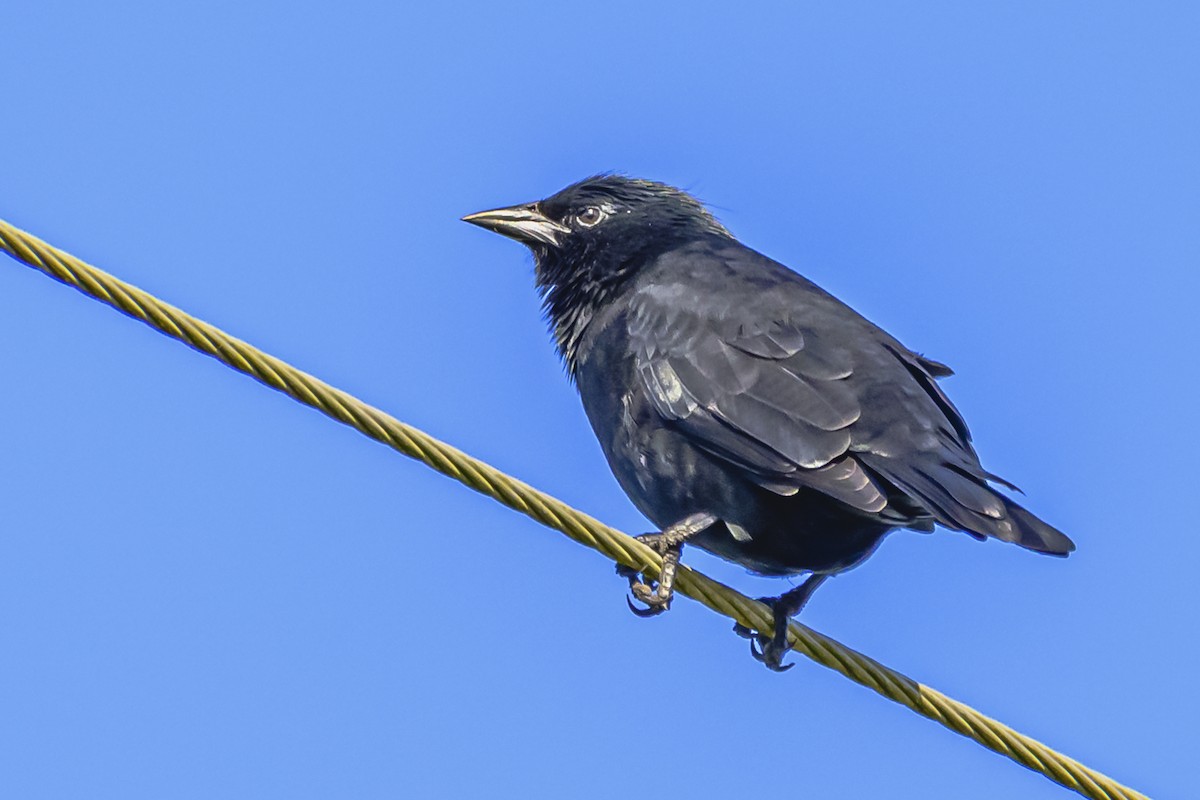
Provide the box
[0,217,1146,800]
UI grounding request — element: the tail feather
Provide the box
[1002,498,1075,555]
[858,454,1075,555]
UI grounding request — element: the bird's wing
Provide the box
[627,282,895,516]
[627,270,1074,554]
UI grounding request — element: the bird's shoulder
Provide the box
[626,239,884,367]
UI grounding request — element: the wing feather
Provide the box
[622,245,1073,554]
[631,289,888,514]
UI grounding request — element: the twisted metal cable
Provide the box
[0,217,1146,800]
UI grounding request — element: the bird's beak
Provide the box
[461,203,570,247]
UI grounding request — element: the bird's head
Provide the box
[464,175,730,370]
[463,174,729,276]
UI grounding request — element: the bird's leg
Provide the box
[732,573,829,672]
[617,512,716,618]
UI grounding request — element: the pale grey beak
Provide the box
[462,203,570,247]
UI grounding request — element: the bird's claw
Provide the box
[617,526,698,619]
[733,621,794,671]
[622,566,672,617]
[626,592,669,618]
[749,635,795,672]
[732,596,796,672]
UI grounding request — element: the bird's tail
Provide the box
[999,496,1076,555]
[859,454,1075,555]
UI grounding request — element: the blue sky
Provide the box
[2,3,1195,798]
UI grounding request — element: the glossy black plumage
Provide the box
[466,175,1073,591]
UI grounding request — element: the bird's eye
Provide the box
[576,206,604,227]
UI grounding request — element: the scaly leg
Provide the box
[617,512,716,617]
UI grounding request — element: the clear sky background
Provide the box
[2,3,1195,799]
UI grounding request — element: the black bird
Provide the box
[464,175,1074,670]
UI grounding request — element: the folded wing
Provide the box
[627,275,1074,555]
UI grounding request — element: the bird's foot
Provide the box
[625,571,674,618]
[618,512,716,618]
[732,599,794,672]
[618,533,686,618]
[730,573,830,673]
